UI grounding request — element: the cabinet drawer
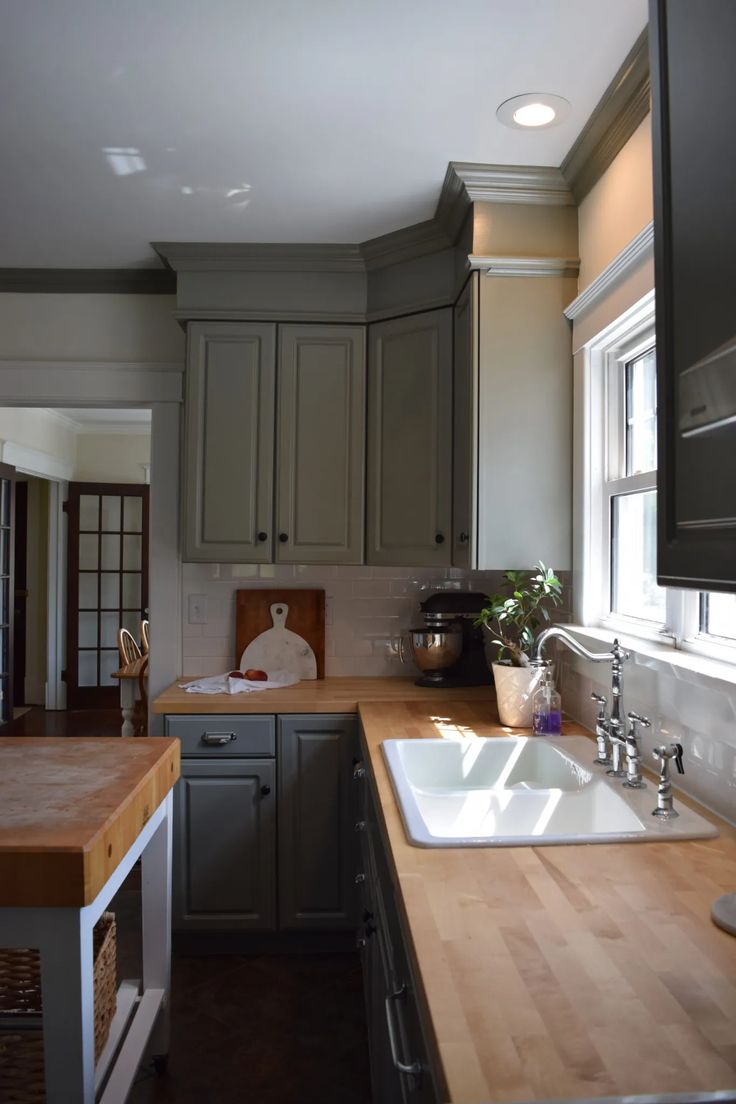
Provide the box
[164,714,275,757]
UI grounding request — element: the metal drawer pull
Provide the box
[385,985,421,1076]
[353,763,366,781]
[201,732,237,746]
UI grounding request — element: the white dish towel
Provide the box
[181,670,300,695]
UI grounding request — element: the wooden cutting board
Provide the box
[235,589,325,679]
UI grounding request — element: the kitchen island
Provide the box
[0,737,180,1104]
[153,678,736,1102]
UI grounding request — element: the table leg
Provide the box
[141,790,173,1063]
[39,908,96,1104]
[120,678,135,737]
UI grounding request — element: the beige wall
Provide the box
[577,114,653,290]
[74,432,150,483]
[0,294,184,361]
[0,408,77,472]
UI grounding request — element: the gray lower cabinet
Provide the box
[183,321,276,563]
[367,308,453,566]
[169,712,358,935]
[355,746,440,1103]
[276,326,365,564]
[173,757,276,931]
[278,713,359,929]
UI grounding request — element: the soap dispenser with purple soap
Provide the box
[532,664,562,736]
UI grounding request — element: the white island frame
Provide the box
[0,790,173,1104]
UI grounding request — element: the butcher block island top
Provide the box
[153,675,497,714]
[0,737,179,908]
[358,701,736,1104]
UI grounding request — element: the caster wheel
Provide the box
[153,1054,169,1076]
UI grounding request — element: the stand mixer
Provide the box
[400,591,490,687]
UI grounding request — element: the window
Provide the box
[583,293,736,663]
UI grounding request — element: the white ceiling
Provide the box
[48,408,152,433]
[0,0,647,269]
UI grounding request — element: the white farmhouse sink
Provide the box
[382,736,718,848]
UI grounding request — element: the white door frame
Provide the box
[0,360,183,733]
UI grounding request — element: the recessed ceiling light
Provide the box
[496,93,571,130]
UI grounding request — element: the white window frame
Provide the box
[579,290,736,664]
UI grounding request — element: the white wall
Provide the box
[74,433,150,483]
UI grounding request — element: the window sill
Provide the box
[564,623,736,695]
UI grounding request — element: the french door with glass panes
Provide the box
[0,463,16,725]
[66,483,149,709]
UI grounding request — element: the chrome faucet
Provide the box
[623,711,650,789]
[533,628,630,766]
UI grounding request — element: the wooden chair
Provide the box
[140,620,150,655]
[117,627,141,666]
[134,654,149,737]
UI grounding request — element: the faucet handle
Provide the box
[591,691,608,716]
[627,711,651,732]
[652,742,685,773]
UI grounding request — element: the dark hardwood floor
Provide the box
[113,876,372,1104]
[1,706,122,737]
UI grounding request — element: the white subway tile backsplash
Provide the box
[182,564,572,682]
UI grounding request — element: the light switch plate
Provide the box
[188,594,208,624]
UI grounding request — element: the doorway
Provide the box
[0,406,152,729]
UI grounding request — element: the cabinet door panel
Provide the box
[367,310,452,566]
[277,326,365,564]
[183,322,276,562]
[278,714,358,929]
[452,276,479,568]
[174,758,276,931]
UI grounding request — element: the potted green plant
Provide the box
[476,563,563,727]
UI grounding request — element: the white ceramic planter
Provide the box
[491,662,543,728]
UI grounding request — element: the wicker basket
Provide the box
[0,912,117,1102]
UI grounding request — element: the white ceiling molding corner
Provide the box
[448,163,576,207]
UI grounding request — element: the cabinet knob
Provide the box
[279,533,289,543]
[354,820,366,833]
[353,764,366,781]
[260,784,271,797]
[257,531,268,542]
[435,533,445,545]
[458,531,469,543]
[354,872,366,885]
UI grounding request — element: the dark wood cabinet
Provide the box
[651,0,736,591]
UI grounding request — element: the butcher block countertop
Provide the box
[0,737,180,908]
[358,700,736,1104]
[153,675,497,714]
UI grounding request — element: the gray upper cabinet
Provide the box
[367,309,453,566]
[183,322,276,562]
[276,326,365,564]
[277,714,359,930]
[452,276,479,569]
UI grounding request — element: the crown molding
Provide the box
[446,162,575,207]
[172,307,367,324]
[435,162,473,241]
[360,219,452,271]
[0,439,74,481]
[561,27,650,202]
[469,255,580,278]
[564,220,653,320]
[153,241,365,274]
[0,268,175,294]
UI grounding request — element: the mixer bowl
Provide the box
[403,629,463,676]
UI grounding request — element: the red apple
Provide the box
[228,670,247,679]
[244,668,268,681]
